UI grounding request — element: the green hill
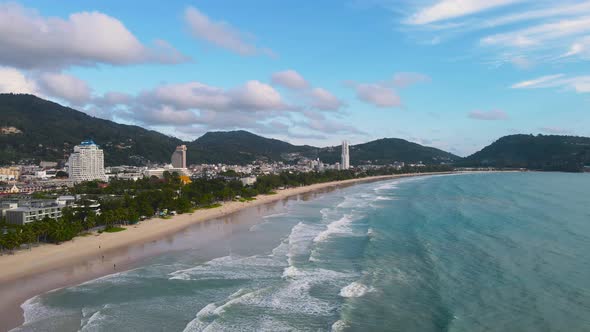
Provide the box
[315,138,458,165]
[0,93,181,165]
[187,130,314,165]
[0,94,459,166]
[461,134,590,171]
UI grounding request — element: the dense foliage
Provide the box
[460,134,590,172]
[0,165,451,253]
[0,93,181,165]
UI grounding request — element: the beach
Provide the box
[0,172,450,331]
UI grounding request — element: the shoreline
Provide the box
[0,172,453,331]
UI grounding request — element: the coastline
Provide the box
[0,172,451,331]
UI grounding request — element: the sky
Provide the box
[0,0,589,156]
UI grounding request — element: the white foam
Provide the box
[376,195,395,201]
[21,295,68,325]
[313,215,354,243]
[169,254,285,281]
[286,222,320,265]
[331,319,349,332]
[339,281,373,298]
[79,308,108,331]
[195,303,218,320]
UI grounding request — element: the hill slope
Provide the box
[0,94,181,165]
[187,130,314,164]
[315,138,458,165]
[0,94,459,166]
[462,134,590,171]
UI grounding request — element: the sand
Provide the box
[0,172,452,331]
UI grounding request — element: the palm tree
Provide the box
[22,224,36,250]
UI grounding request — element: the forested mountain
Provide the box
[461,134,590,171]
[186,130,314,165]
[0,94,459,166]
[0,94,181,165]
[315,138,458,165]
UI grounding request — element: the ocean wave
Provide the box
[79,305,112,331]
[339,281,373,298]
[331,319,349,332]
[286,222,321,265]
[375,195,395,201]
[169,254,285,281]
[313,215,354,243]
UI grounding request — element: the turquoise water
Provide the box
[13,172,590,331]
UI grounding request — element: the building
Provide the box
[171,145,187,169]
[240,176,257,186]
[341,140,350,170]
[0,202,18,218]
[68,140,107,183]
[3,200,64,225]
[6,205,63,225]
[0,166,20,181]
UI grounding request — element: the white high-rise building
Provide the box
[171,145,187,169]
[341,140,350,170]
[68,140,107,183]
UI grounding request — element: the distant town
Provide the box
[0,139,446,228]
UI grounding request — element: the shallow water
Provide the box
[12,172,590,331]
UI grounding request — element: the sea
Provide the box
[11,172,590,332]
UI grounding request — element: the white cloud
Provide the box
[271,70,309,89]
[406,0,520,25]
[184,6,272,56]
[308,88,344,111]
[143,80,286,112]
[481,16,590,48]
[0,66,38,94]
[346,72,429,108]
[511,74,590,93]
[37,72,92,104]
[482,2,590,28]
[468,109,509,120]
[510,74,565,89]
[355,83,401,108]
[0,3,188,69]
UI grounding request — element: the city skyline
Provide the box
[0,1,589,156]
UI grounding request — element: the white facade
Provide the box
[68,140,107,183]
[341,140,350,170]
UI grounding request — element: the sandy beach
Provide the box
[0,172,451,331]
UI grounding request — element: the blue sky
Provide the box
[0,0,589,156]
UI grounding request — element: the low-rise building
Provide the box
[5,204,63,225]
[240,176,257,186]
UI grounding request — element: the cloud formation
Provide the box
[37,72,92,104]
[468,109,509,120]
[0,66,38,94]
[308,88,344,111]
[511,74,590,93]
[347,73,429,108]
[0,3,188,69]
[400,1,590,66]
[406,0,520,25]
[184,6,272,56]
[271,70,309,89]
[271,69,344,111]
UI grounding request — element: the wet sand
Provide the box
[0,172,452,331]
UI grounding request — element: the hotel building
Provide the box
[68,140,107,183]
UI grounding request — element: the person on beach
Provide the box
[114,264,116,270]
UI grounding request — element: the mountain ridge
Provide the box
[0,94,459,166]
